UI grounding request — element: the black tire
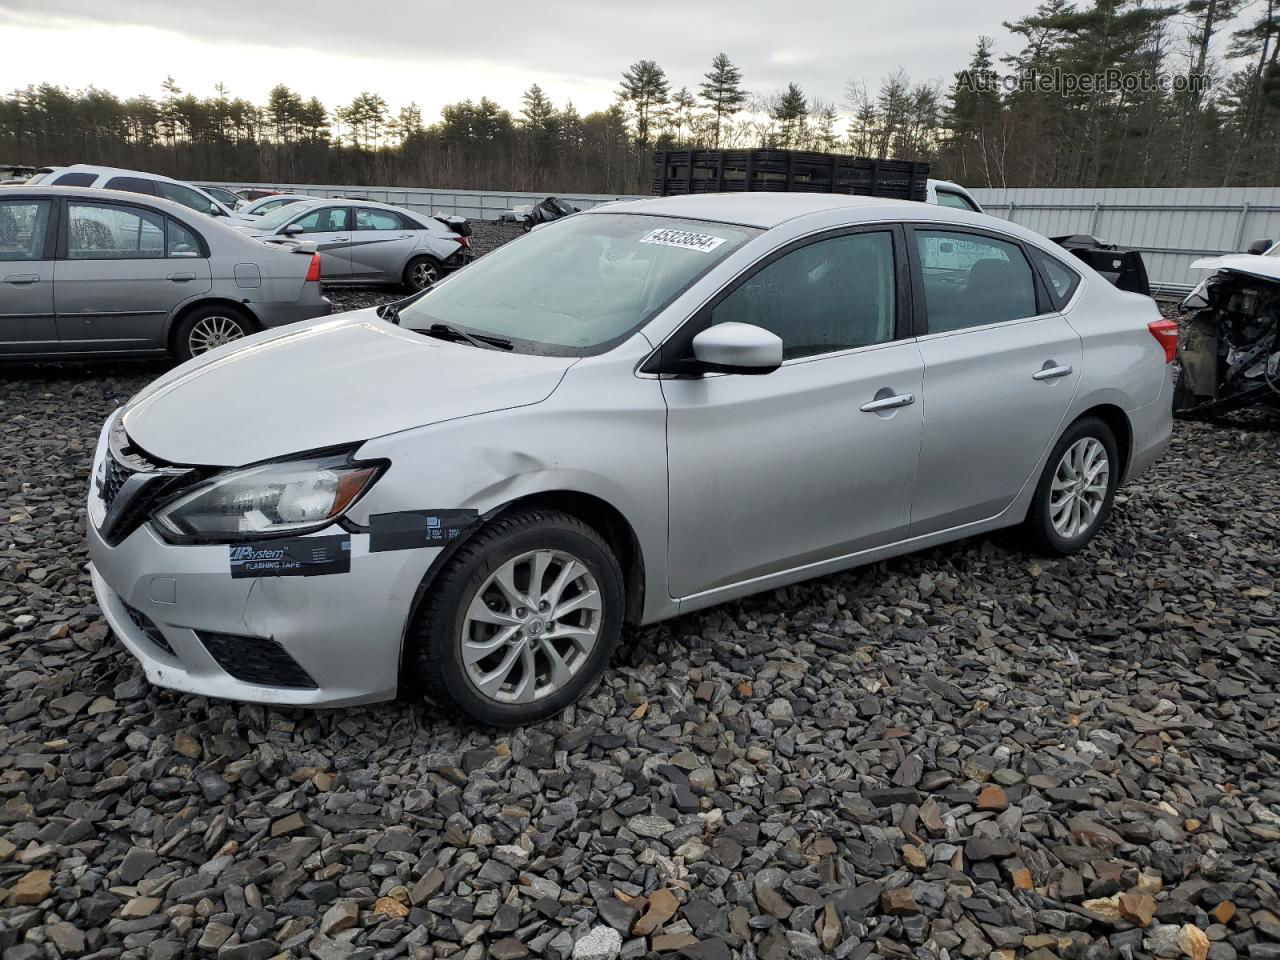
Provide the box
[521,218,534,233]
[408,509,624,727]
[1020,416,1120,556]
[403,256,443,292]
[170,305,252,363]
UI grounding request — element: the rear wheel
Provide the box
[171,305,251,363]
[408,509,624,727]
[403,256,443,292]
[1021,416,1119,555]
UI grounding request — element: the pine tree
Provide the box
[699,53,748,147]
[617,59,670,147]
[771,82,807,148]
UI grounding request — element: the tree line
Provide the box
[2,0,1277,193]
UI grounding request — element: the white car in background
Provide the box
[226,193,314,226]
[928,179,984,212]
[38,164,235,219]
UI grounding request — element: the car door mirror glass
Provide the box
[692,322,783,374]
[1247,238,1273,255]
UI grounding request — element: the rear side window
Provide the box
[52,172,97,187]
[104,176,157,196]
[935,189,979,212]
[0,200,52,261]
[915,230,1038,333]
[67,202,164,259]
[1029,248,1081,308]
[166,220,201,257]
[712,230,898,360]
[355,209,404,231]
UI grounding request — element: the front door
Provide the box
[55,199,212,352]
[662,226,925,600]
[285,205,351,279]
[908,227,1082,535]
[0,198,57,354]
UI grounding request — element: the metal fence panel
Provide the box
[211,181,1280,295]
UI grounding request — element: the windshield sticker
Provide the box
[368,510,478,552]
[640,228,727,254]
[229,535,351,578]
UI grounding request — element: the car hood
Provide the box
[1190,254,1280,284]
[121,310,576,467]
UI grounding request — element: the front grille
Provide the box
[97,421,201,546]
[198,632,318,689]
[100,454,131,508]
[123,603,175,657]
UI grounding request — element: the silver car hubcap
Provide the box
[1050,437,1109,539]
[411,262,439,289]
[189,316,245,355]
[461,549,602,704]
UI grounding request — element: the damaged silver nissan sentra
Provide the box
[88,193,1173,726]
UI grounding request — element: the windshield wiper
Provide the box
[422,323,513,351]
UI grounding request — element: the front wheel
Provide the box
[408,509,624,727]
[171,306,251,363]
[1021,416,1120,555]
[403,256,443,292]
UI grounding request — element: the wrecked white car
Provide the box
[1175,241,1280,417]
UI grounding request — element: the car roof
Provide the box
[61,163,190,185]
[588,192,1000,229]
[5,184,240,224]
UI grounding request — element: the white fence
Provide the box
[211,180,1280,296]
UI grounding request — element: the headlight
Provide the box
[153,452,383,541]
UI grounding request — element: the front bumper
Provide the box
[86,419,438,707]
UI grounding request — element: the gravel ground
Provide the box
[0,234,1278,960]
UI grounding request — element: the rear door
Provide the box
[54,199,212,352]
[0,198,57,354]
[349,207,420,282]
[907,226,1081,536]
[283,205,351,279]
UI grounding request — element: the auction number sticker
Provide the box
[640,228,727,253]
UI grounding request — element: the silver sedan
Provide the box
[1,185,330,361]
[236,198,474,290]
[87,193,1172,726]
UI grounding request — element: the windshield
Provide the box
[251,201,318,232]
[398,213,759,355]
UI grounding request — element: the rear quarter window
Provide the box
[1029,248,1082,309]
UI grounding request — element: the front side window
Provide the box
[915,230,1037,333]
[156,181,220,216]
[67,202,164,259]
[289,207,349,233]
[355,209,403,231]
[0,200,52,261]
[710,231,897,360]
[398,213,759,355]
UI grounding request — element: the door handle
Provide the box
[332,237,349,242]
[167,272,196,282]
[860,392,915,413]
[1033,364,1074,381]
[4,275,39,285]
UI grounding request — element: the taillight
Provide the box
[1148,319,1178,364]
[456,235,471,251]
[305,253,321,283]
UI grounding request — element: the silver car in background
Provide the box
[236,197,474,290]
[226,193,313,225]
[87,193,1172,726]
[1,186,330,361]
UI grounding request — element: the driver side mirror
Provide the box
[691,322,783,375]
[1247,237,1273,255]
[282,223,304,236]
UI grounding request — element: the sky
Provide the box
[0,0,1046,119]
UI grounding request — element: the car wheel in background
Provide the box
[403,256,443,293]
[172,306,252,362]
[1021,416,1120,555]
[408,509,624,727]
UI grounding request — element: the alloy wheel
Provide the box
[461,549,602,704]
[1049,437,1110,539]
[188,315,245,355]
[410,261,440,290]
